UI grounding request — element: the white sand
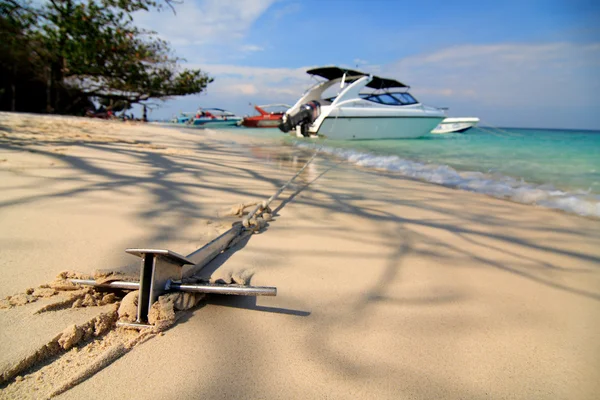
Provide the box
[1,113,599,399]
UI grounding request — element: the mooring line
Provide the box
[477,120,524,138]
[243,146,322,227]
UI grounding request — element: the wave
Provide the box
[296,143,600,218]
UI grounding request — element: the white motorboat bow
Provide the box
[279,66,445,139]
[431,117,480,134]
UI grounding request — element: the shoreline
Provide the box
[1,113,599,399]
[289,139,600,219]
[163,122,600,220]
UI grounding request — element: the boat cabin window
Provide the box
[394,92,418,104]
[360,92,418,105]
[321,92,418,106]
[379,94,399,105]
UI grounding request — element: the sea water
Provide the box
[229,127,600,218]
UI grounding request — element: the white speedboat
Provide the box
[431,117,480,134]
[279,66,445,140]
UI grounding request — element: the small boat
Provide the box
[241,104,291,128]
[431,117,480,134]
[189,108,242,128]
[279,66,445,140]
[170,112,195,124]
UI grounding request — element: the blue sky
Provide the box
[135,0,600,129]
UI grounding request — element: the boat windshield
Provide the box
[360,92,418,105]
[322,92,418,106]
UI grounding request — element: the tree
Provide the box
[1,0,212,114]
[0,0,48,111]
[98,97,131,113]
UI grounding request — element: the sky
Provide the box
[134,0,600,130]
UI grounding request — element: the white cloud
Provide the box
[197,64,313,99]
[273,2,301,19]
[135,0,277,47]
[147,63,315,119]
[240,44,265,52]
[376,42,600,128]
[383,42,600,109]
[232,83,259,95]
[201,42,600,108]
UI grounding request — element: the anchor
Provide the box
[68,148,322,328]
[70,247,276,328]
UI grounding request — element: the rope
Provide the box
[477,120,524,138]
[221,201,261,217]
[242,147,322,231]
[478,121,571,142]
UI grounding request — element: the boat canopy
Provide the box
[200,108,230,112]
[307,67,365,81]
[256,104,291,109]
[197,108,236,115]
[306,66,408,89]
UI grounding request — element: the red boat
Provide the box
[241,104,290,128]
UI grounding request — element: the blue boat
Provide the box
[170,108,242,128]
[170,112,195,124]
[190,108,242,128]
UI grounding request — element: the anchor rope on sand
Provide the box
[242,147,322,231]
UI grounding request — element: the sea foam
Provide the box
[296,143,600,218]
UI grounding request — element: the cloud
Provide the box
[273,2,301,19]
[146,63,316,119]
[383,42,600,109]
[203,41,600,108]
[378,42,600,128]
[134,0,277,47]
[232,83,259,95]
[197,64,313,98]
[240,44,264,52]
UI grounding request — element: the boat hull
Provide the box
[431,118,479,134]
[242,118,282,128]
[192,119,241,128]
[316,116,443,140]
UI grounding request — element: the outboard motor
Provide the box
[278,101,320,137]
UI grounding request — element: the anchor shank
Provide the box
[69,279,277,296]
[171,283,277,296]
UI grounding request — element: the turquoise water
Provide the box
[226,126,600,218]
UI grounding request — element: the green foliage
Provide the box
[1,1,51,111]
[1,1,38,72]
[1,0,212,113]
[98,97,131,112]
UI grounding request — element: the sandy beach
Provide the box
[0,112,599,399]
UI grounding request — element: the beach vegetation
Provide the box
[0,0,212,115]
